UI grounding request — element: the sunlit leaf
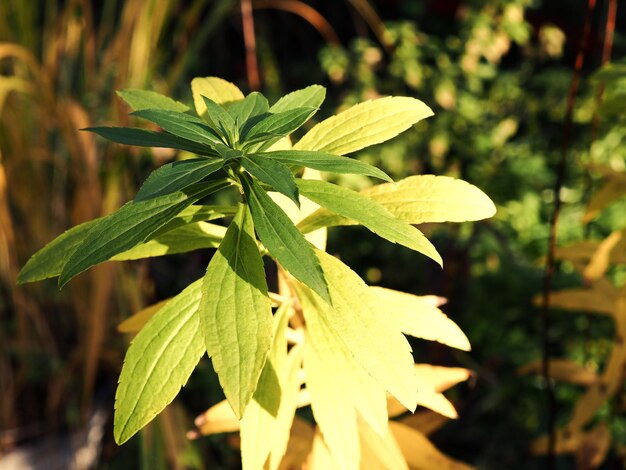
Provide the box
[244,107,318,146]
[200,203,273,418]
[117,299,170,334]
[294,96,433,155]
[191,77,244,116]
[201,96,237,141]
[241,175,329,303]
[134,158,223,201]
[371,287,470,351]
[117,89,189,112]
[255,149,392,182]
[114,280,204,444]
[389,422,474,470]
[302,250,420,411]
[359,418,408,470]
[270,85,326,113]
[298,179,442,266]
[298,175,496,231]
[229,92,270,136]
[112,222,226,260]
[59,181,229,287]
[193,400,240,436]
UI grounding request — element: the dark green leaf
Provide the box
[117,89,189,112]
[132,109,222,146]
[200,204,273,417]
[228,92,270,136]
[85,127,215,156]
[297,179,442,266]
[213,143,243,161]
[135,158,224,201]
[269,85,326,113]
[242,155,300,207]
[255,150,392,182]
[242,107,317,146]
[241,175,329,302]
[201,95,236,143]
[59,181,230,287]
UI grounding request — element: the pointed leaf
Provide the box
[269,85,326,113]
[191,77,244,116]
[114,280,205,444]
[132,108,222,146]
[200,203,273,418]
[17,204,235,284]
[294,96,433,155]
[243,107,317,145]
[300,250,420,411]
[255,150,392,182]
[201,96,237,141]
[298,175,496,231]
[85,127,214,156]
[59,181,229,287]
[135,158,223,201]
[358,418,408,470]
[242,155,299,207]
[228,92,270,135]
[117,299,170,334]
[241,175,329,303]
[112,222,226,260]
[370,287,470,351]
[117,89,189,112]
[297,179,442,266]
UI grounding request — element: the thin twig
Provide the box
[241,0,260,91]
[540,0,597,466]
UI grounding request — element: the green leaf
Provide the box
[240,305,304,470]
[135,158,223,201]
[132,109,222,146]
[191,77,244,116]
[85,127,215,156]
[201,96,237,142]
[59,181,229,287]
[302,250,420,410]
[17,204,236,284]
[243,107,317,145]
[200,203,273,418]
[298,175,496,231]
[294,96,433,155]
[114,279,205,444]
[17,219,99,284]
[296,283,388,470]
[255,150,392,182]
[269,85,326,113]
[297,179,442,266]
[242,155,300,207]
[112,222,226,260]
[241,175,329,303]
[228,92,270,136]
[117,89,189,112]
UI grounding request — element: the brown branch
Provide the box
[241,0,260,91]
[540,0,597,467]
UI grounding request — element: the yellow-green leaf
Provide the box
[294,96,433,155]
[191,77,244,116]
[200,203,273,418]
[370,287,470,351]
[114,280,204,444]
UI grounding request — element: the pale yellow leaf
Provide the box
[389,422,474,470]
[294,96,433,156]
[117,299,170,333]
[400,410,449,436]
[191,77,244,116]
[413,365,472,392]
[307,430,342,470]
[371,287,470,351]
[194,400,240,435]
[518,358,598,386]
[358,417,408,470]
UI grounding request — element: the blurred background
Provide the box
[1,0,626,468]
